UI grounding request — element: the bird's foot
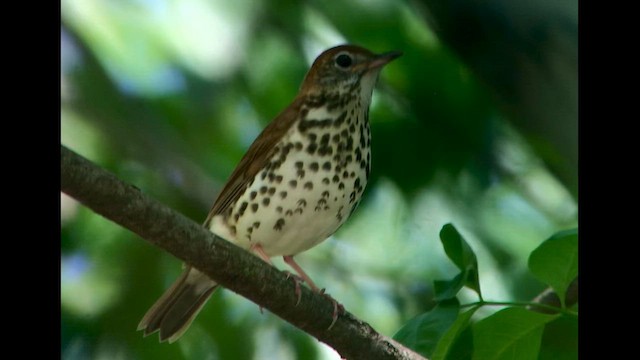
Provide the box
[283,270,304,306]
[319,290,345,330]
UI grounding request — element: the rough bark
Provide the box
[60,145,425,360]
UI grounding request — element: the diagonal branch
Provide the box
[60,145,425,360]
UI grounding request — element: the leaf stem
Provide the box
[459,300,578,317]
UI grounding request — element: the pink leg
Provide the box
[283,255,320,292]
[250,244,273,264]
[283,255,344,329]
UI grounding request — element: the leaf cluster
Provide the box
[393,224,578,360]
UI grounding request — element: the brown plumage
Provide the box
[138,44,401,343]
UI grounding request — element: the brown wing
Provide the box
[203,95,306,227]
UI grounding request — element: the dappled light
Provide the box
[61,0,577,359]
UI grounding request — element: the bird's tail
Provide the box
[137,266,218,343]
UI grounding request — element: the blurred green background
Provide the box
[60,0,577,359]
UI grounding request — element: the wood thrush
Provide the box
[138,44,401,342]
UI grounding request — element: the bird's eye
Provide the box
[335,53,353,68]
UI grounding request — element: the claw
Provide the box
[281,255,345,328]
[284,271,304,306]
[321,292,345,330]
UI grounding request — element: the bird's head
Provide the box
[300,45,402,105]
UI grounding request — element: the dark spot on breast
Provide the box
[285,142,294,152]
[322,177,330,185]
[260,186,268,194]
[322,161,332,171]
[239,201,248,215]
[289,180,297,188]
[320,133,330,145]
[307,143,317,155]
[280,191,288,199]
[333,111,347,127]
[268,187,276,195]
[295,161,303,169]
[249,191,257,200]
[298,121,309,132]
[304,181,313,190]
[297,169,306,178]
[318,146,333,156]
[275,175,283,183]
[332,175,340,183]
[262,197,270,206]
[251,203,259,213]
[295,142,303,151]
[274,218,285,231]
[306,94,327,108]
[309,162,319,172]
[346,137,354,151]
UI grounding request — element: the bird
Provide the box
[137,44,402,343]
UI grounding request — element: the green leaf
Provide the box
[528,229,578,306]
[432,305,480,360]
[538,316,578,360]
[393,299,461,357]
[472,307,559,360]
[439,223,482,299]
[433,273,466,301]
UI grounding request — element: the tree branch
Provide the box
[60,145,425,360]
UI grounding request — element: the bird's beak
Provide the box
[367,51,403,70]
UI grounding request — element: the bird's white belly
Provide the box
[207,119,369,258]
